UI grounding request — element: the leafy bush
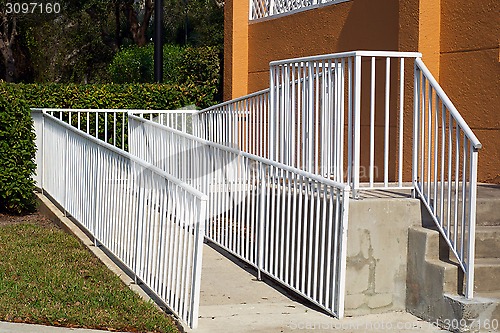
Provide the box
[177,46,221,101]
[107,45,221,102]
[108,45,183,84]
[0,83,216,110]
[0,95,37,214]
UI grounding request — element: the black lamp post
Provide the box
[154,0,163,83]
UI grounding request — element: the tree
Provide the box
[26,0,117,82]
[120,0,154,47]
[0,9,17,82]
[163,0,223,48]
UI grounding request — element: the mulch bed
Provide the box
[0,211,57,229]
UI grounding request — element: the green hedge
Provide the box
[108,45,221,97]
[0,83,216,109]
[0,95,37,214]
[0,83,217,214]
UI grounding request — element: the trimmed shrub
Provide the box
[0,95,37,214]
[0,83,216,110]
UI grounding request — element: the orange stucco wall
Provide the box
[247,0,400,93]
[224,0,500,182]
[438,0,500,183]
[223,0,249,100]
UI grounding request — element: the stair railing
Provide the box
[413,58,481,299]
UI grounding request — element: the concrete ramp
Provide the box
[190,244,446,333]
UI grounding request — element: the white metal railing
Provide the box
[33,108,198,150]
[30,49,482,314]
[250,0,348,21]
[198,89,270,159]
[413,58,481,299]
[269,51,422,194]
[134,110,199,136]
[32,110,207,329]
[205,50,480,299]
[129,114,351,318]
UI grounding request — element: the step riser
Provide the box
[473,265,500,293]
[476,200,500,226]
[407,226,500,330]
[475,230,500,258]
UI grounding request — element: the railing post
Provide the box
[269,65,276,162]
[466,147,478,299]
[189,198,207,329]
[337,185,350,318]
[64,127,68,216]
[41,112,45,193]
[307,62,314,173]
[257,163,266,281]
[352,56,361,198]
[412,60,420,198]
[93,149,100,246]
[133,163,144,284]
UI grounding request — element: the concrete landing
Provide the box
[189,244,446,333]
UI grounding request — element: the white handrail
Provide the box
[33,109,207,200]
[34,110,207,329]
[270,51,422,66]
[414,58,481,149]
[128,113,348,190]
[413,58,481,299]
[32,107,198,114]
[199,88,270,114]
[129,114,351,318]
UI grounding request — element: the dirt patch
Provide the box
[0,211,58,229]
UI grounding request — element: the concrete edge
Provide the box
[35,192,187,333]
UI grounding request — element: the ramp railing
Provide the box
[31,50,482,322]
[32,110,207,329]
[203,51,481,299]
[129,114,351,318]
[197,89,270,159]
[36,108,199,150]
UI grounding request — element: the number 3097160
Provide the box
[5,2,61,14]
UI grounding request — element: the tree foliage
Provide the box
[163,0,223,48]
[108,44,183,83]
[0,0,224,83]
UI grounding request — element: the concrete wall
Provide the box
[344,198,430,315]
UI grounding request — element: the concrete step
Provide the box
[443,293,500,332]
[475,226,500,258]
[474,258,500,293]
[408,225,500,331]
[476,185,500,226]
[476,290,500,299]
[476,200,500,226]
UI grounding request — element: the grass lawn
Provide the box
[0,211,180,333]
